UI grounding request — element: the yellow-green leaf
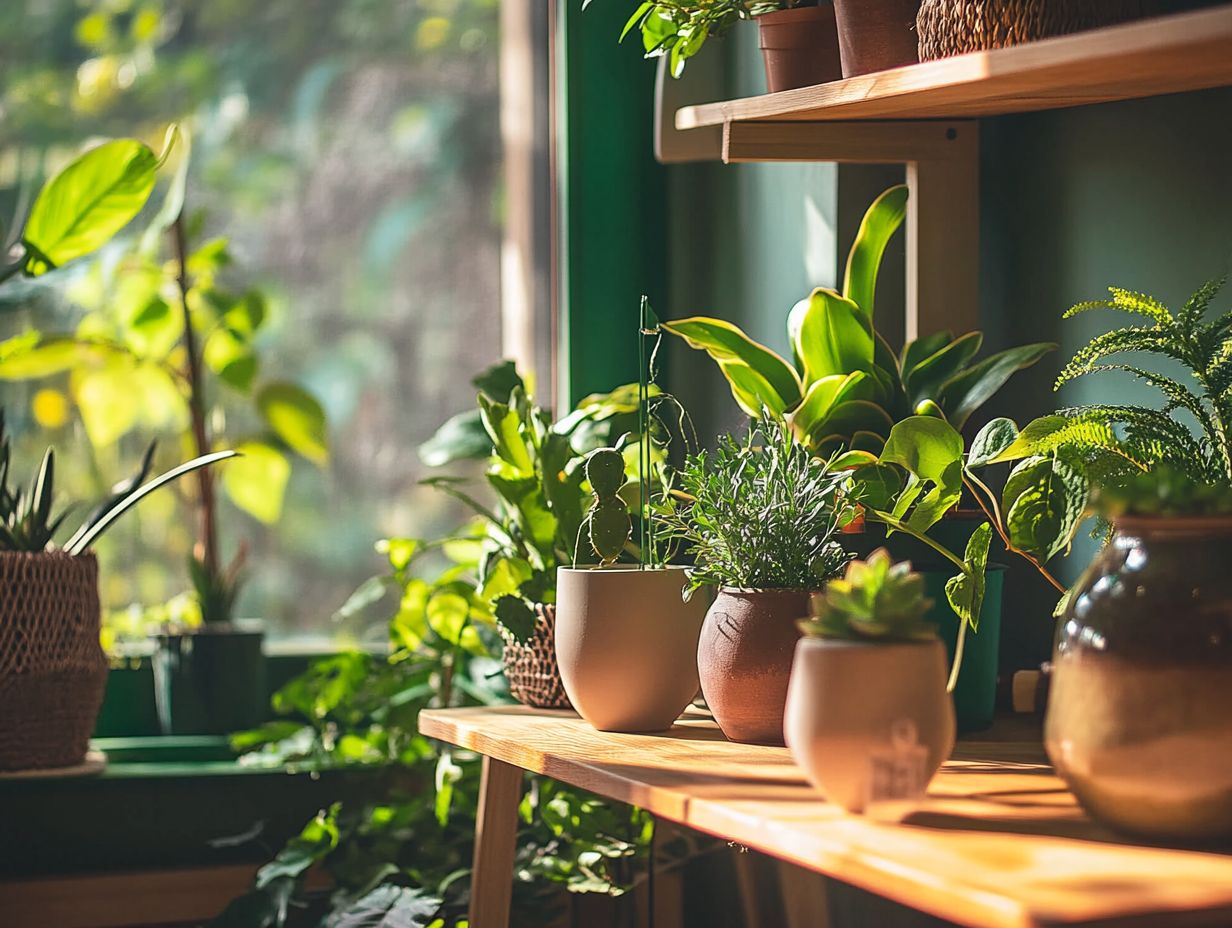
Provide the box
[843,184,908,321]
[794,288,874,385]
[222,441,291,523]
[257,381,329,464]
[661,317,801,413]
[23,140,160,274]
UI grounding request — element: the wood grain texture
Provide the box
[676,5,1232,129]
[420,706,1232,928]
[470,756,524,928]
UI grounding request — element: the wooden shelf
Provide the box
[676,5,1232,129]
[422,706,1232,928]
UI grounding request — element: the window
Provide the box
[0,0,542,643]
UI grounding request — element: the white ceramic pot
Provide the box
[555,566,707,732]
[784,637,955,815]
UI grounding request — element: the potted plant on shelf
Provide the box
[664,413,859,744]
[605,0,843,91]
[0,134,331,735]
[0,412,233,772]
[832,0,921,76]
[786,549,955,814]
[421,362,654,710]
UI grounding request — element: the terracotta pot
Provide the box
[832,0,921,77]
[698,588,811,745]
[757,4,843,94]
[785,637,954,814]
[555,566,707,733]
[1046,516,1232,839]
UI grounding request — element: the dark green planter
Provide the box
[153,625,267,735]
[844,515,1004,732]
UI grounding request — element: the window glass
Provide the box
[0,0,505,644]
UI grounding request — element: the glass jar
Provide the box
[1045,517,1232,839]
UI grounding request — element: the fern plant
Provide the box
[995,277,1232,486]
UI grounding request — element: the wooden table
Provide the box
[420,706,1232,928]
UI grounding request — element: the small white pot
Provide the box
[784,637,955,815]
[555,566,707,732]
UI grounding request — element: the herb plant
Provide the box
[666,414,857,593]
[799,549,935,642]
[661,186,1053,459]
[0,409,235,554]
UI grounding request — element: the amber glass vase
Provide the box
[1045,517,1232,840]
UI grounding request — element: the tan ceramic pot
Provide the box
[697,589,812,745]
[555,566,707,733]
[784,637,955,814]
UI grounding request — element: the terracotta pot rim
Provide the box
[1115,514,1232,536]
[756,4,832,25]
[557,564,691,575]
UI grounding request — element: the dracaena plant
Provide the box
[661,185,1054,460]
[606,0,817,78]
[799,548,936,642]
[0,409,235,555]
[0,130,330,622]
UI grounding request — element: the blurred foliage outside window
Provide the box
[0,0,507,645]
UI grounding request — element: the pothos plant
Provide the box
[219,532,684,928]
[601,0,819,77]
[661,185,1054,460]
[0,130,330,623]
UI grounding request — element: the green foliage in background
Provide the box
[218,535,678,928]
[661,186,1054,460]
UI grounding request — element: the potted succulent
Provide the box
[665,414,859,744]
[554,447,708,732]
[0,411,232,771]
[421,362,655,709]
[0,135,331,734]
[786,549,955,814]
[606,1,843,91]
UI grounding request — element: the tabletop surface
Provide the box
[420,705,1232,928]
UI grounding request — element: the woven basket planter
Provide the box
[501,603,571,710]
[917,0,1156,60]
[0,551,108,771]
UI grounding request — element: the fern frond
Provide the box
[1063,300,1119,319]
[1018,413,1152,471]
[1177,276,1227,330]
[1108,288,1173,325]
[1056,327,1189,388]
[1064,404,1210,481]
[1076,364,1207,421]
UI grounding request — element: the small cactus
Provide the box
[582,448,630,565]
[799,548,935,642]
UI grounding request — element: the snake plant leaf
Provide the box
[794,288,874,385]
[661,317,802,415]
[22,139,160,275]
[968,418,1019,468]
[257,382,329,464]
[936,342,1055,429]
[789,371,869,439]
[67,449,238,555]
[63,441,157,553]
[903,331,983,407]
[842,183,909,321]
[900,332,953,382]
[944,522,992,633]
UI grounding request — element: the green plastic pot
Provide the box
[153,623,267,735]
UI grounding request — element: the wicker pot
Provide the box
[501,604,572,709]
[917,0,1157,60]
[0,551,108,772]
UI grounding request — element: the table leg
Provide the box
[469,756,523,928]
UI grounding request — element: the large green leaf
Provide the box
[986,415,1068,464]
[22,139,160,274]
[793,288,874,385]
[0,333,129,379]
[322,884,441,928]
[967,418,1019,467]
[903,331,982,406]
[257,382,329,464]
[418,408,492,466]
[879,416,965,533]
[842,183,909,322]
[900,332,953,382]
[804,399,894,454]
[223,441,291,523]
[661,317,801,414]
[937,342,1055,429]
[944,522,992,632]
[478,393,534,474]
[471,359,524,402]
[788,371,869,438]
[1002,455,1087,562]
